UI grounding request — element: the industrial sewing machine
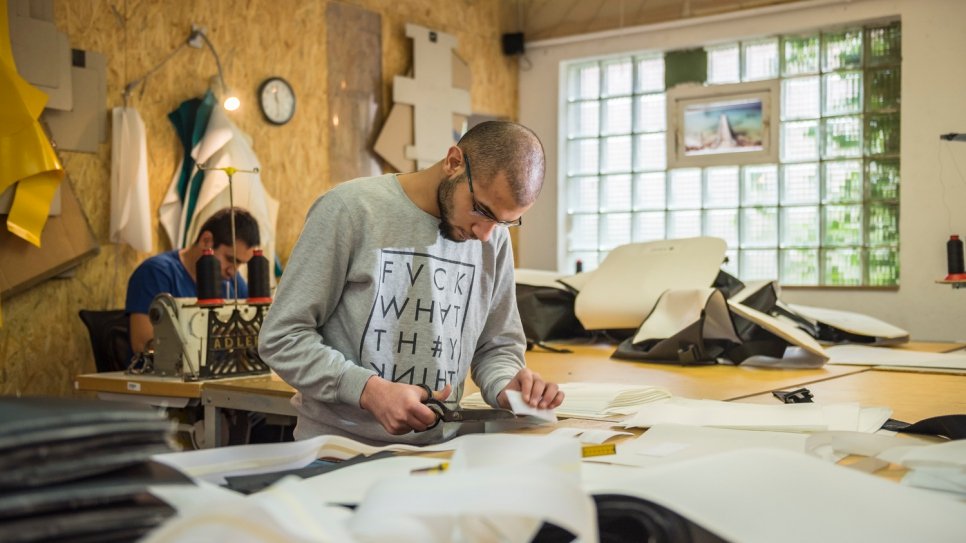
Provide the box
[128,163,274,381]
[136,293,271,381]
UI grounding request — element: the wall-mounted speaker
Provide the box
[502,32,525,56]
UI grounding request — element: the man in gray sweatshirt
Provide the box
[259,121,564,445]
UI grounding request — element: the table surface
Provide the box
[75,342,963,422]
[739,369,966,422]
[75,371,206,398]
[74,371,267,399]
[202,373,295,398]
[888,341,965,353]
[481,343,868,400]
[195,343,868,403]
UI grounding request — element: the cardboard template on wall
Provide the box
[452,51,470,90]
[0,178,99,300]
[42,50,107,153]
[373,104,417,173]
[8,7,72,111]
[392,24,471,170]
[374,52,471,173]
[9,0,54,22]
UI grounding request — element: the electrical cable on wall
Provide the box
[936,144,954,234]
[938,133,966,233]
[121,28,238,111]
[122,42,188,106]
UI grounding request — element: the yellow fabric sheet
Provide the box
[0,0,64,247]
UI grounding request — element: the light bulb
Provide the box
[223,95,240,111]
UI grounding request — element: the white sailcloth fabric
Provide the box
[622,398,892,433]
[461,382,672,421]
[109,107,152,252]
[159,105,279,273]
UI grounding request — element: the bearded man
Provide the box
[259,121,563,445]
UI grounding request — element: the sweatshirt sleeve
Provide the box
[470,230,526,407]
[258,192,376,406]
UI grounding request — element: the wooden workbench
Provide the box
[75,342,964,447]
[739,369,966,422]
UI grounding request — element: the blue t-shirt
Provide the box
[125,250,249,314]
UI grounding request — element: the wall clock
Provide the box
[258,77,296,125]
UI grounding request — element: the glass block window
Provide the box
[560,21,900,286]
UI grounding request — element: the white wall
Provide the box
[518,0,966,341]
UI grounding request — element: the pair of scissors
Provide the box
[416,384,518,430]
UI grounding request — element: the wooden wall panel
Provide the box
[0,0,519,396]
[514,0,811,42]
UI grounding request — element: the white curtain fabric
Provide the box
[109,106,152,252]
[159,106,279,276]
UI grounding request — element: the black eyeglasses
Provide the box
[463,154,523,227]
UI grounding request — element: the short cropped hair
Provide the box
[195,207,260,248]
[457,121,545,206]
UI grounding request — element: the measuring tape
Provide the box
[411,444,616,474]
[581,443,617,458]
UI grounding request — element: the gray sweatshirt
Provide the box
[259,174,525,445]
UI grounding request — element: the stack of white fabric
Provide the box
[883,440,966,497]
[146,434,597,543]
[461,382,672,421]
[808,434,966,497]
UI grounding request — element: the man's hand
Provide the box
[496,368,564,410]
[359,377,452,435]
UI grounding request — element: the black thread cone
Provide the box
[948,235,964,276]
[248,249,271,299]
[197,249,221,300]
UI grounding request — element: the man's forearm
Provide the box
[129,313,153,354]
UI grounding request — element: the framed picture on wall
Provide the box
[666,80,780,168]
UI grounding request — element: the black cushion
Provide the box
[77,310,131,372]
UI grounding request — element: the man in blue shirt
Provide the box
[126,207,261,355]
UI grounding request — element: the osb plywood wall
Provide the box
[0,0,519,396]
